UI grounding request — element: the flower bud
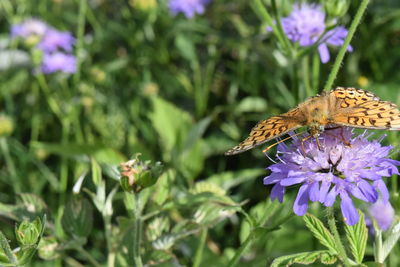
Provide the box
[119,155,163,193]
[0,114,14,137]
[15,217,42,247]
[324,0,350,18]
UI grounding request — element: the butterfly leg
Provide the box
[324,127,352,147]
[300,135,312,154]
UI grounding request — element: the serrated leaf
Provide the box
[303,214,338,254]
[0,231,16,265]
[382,219,400,261]
[271,250,333,267]
[345,211,368,264]
[320,251,338,264]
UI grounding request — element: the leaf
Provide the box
[148,96,192,154]
[235,96,268,113]
[0,231,17,265]
[382,219,400,261]
[30,141,126,165]
[207,168,265,190]
[303,214,338,254]
[271,250,336,267]
[62,197,93,238]
[344,211,368,264]
[91,158,102,185]
[175,34,197,62]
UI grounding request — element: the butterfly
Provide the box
[225,87,400,155]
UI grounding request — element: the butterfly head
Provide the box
[308,122,325,138]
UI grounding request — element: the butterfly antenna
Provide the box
[262,131,304,153]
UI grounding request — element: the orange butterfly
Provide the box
[225,87,400,155]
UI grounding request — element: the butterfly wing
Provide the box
[331,87,400,130]
[225,108,302,155]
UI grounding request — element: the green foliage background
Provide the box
[0,0,399,266]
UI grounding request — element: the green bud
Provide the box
[15,217,42,247]
[324,0,350,18]
[0,114,14,137]
[119,155,163,193]
[38,237,59,260]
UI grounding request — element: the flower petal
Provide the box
[271,184,285,203]
[318,43,330,63]
[293,184,310,216]
[340,192,359,225]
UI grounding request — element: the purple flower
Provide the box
[168,0,210,18]
[38,29,75,53]
[272,3,352,63]
[366,199,395,232]
[41,52,76,74]
[264,128,400,225]
[11,18,48,38]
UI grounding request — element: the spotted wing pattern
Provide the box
[224,109,302,155]
[331,87,400,130]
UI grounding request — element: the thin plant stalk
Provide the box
[322,0,370,92]
[193,228,208,267]
[326,207,351,267]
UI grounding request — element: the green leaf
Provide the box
[303,214,338,254]
[235,96,268,113]
[382,219,400,261]
[148,96,192,154]
[271,250,336,267]
[175,34,197,62]
[91,158,102,185]
[0,231,17,265]
[344,211,368,264]
[62,197,93,238]
[31,141,126,164]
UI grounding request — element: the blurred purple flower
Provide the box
[366,199,395,232]
[38,29,75,53]
[41,52,76,74]
[270,3,352,63]
[11,18,48,38]
[264,128,400,225]
[168,0,210,18]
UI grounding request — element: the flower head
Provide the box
[41,52,76,74]
[11,18,48,39]
[271,3,352,63]
[38,29,75,53]
[264,127,400,225]
[168,0,210,18]
[366,199,395,232]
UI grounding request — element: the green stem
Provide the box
[303,56,313,97]
[0,138,19,192]
[193,228,208,267]
[133,193,143,267]
[322,0,370,92]
[312,52,320,91]
[252,0,291,56]
[326,207,350,267]
[76,247,102,267]
[227,232,253,267]
[374,228,383,263]
[74,0,88,85]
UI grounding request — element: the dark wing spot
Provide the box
[379,108,386,111]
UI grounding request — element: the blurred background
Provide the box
[0,0,400,266]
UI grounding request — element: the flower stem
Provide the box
[326,207,351,267]
[133,193,143,267]
[374,228,384,263]
[322,0,370,92]
[74,0,87,85]
[193,228,208,267]
[252,0,291,56]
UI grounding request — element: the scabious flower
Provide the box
[269,3,352,63]
[366,199,395,232]
[11,18,48,39]
[37,29,75,53]
[10,18,76,74]
[264,128,400,225]
[168,0,210,18]
[41,52,76,74]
